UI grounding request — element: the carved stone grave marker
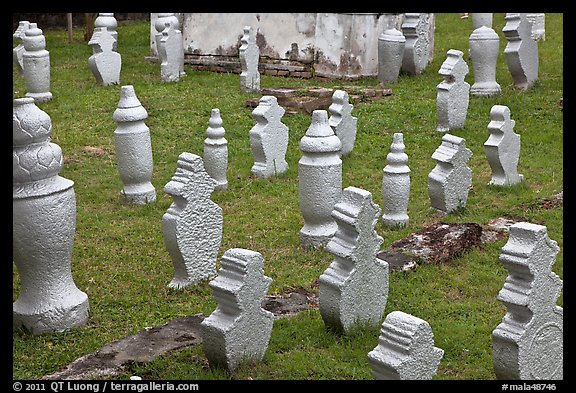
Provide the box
[382,133,410,228]
[436,49,469,133]
[328,90,358,156]
[239,26,260,93]
[203,109,228,191]
[88,27,121,86]
[503,13,538,90]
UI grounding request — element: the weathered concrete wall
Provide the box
[149,13,434,79]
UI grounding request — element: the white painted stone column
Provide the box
[382,133,410,228]
[13,20,30,75]
[22,23,52,103]
[469,26,501,97]
[503,13,538,91]
[435,49,469,133]
[377,28,405,84]
[203,109,228,191]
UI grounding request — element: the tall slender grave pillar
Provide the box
[239,26,260,93]
[503,13,538,91]
[435,49,470,133]
[382,133,410,228]
[377,28,405,84]
[13,98,89,334]
[22,23,52,103]
[469,26,501,97]
[203,109,228,191]
[13,20,31,75]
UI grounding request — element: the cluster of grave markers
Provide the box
[12,13,561,380]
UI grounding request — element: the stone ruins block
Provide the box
[328,90,358,156]
[239,26,260,93]
[201,248,274,373]
[484,105,524,186]
[13,97,89,335]
[13,20,30,75]
[22,23,52,103]
[203,109,228,191]
[503,13,538,90]
[526,13,545,41]
[113,85,156,205]
[368,311,444,380]
[382,133,410,228]
[163,153,222,289]
[428,134,473,213]
[436,49,470,133]
[157,22,184,83]
[469,26,501,97]
[249,96,289,178]
[401,13,433,75]
[154,13,185,79]
[319,187,388,334]
[471,13,493,29]
[298,110,342,249]
[377,28,405,84]
[88,27,121,86]
[492,222,562,380]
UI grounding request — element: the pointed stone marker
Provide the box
[503,13,538,90]
[249,96,289,178]
[203,109,228,191]
[162,153,222,289]
[492,222,563,380]
[382,133,410,228]
[239,26,260,93]
[319,186,388,334]
[368,311,444,380]
[428,134,473,213]
[484,105,524,186]
[201,248,274,373]
[328,90,358,156]
[22,23,52,103]
[436,49,469,133]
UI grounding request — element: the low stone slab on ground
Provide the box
[245,86,392,114]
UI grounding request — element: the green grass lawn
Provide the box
[13,13,563,380]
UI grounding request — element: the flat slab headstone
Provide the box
[249,96,289,178]
[328,90,358,156]
[368,311,444,380]
[492,222,563,380]
[484,105,524,186]
[503,13,538,90]
[319,187,388,334]
[88,27,121,86]
[162,153,222,289]
[239,26,260,93]
[201,248,274,373]
[435,49,469,132]
[428,134,473,213]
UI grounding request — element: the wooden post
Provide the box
[67,13,73,43]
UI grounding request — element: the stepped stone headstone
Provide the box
[319,187,388,334]
[13,20,31,75]
[239,26,260,93]
[401,13,433,75]
[162,153,222,289]
[93,13,118,50]
[22,23,52,103]
[503,13,538,90]
[382,133,410,228]
[328,90,358,156]
[368,311,444,380]
[526,13,545,41]
[203,109,228,191]
[154,13,185,78]
[13,97,89,335]
[469,26,501,97]
[435,49,470,133]
[201,248,274,373]
[298,110,342,249]
[112,85,156,205]
[484,105,524,186]
[249,96,289,178]
[492,222,563,380]
[88,27,121,86]
[157,22,184,83]
[471,13,493,29]
[428,134,472,213]
[377,28,406,84]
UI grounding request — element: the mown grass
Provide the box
[13,13,562,380]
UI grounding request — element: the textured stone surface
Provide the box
[13,20,30,75]
[154,13,185,78]
[435,49,469,132]
[203,109,228,191]
[492,222,563,380]
[298,110,342,249]
[239,26,260,93]
[319,187,388,333]
[201,248,274,373]
[484,105,524,186]
[382,133,410,228]
[163,153,222,289]
[428,134,472,213]
[368,311,444,380]
[22,23,52,103]
[13,97,89,335]
[526,13,546,41]
[472,13,493,29]
[157,22,183,82]
[377,28,405,84]
[249,96,289,178]
[88,27,121,86]
[503,13,538,90]
[469,25,501,97]
[401,13,434,75]
[113,85,156,205]
[328,90,357,156]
